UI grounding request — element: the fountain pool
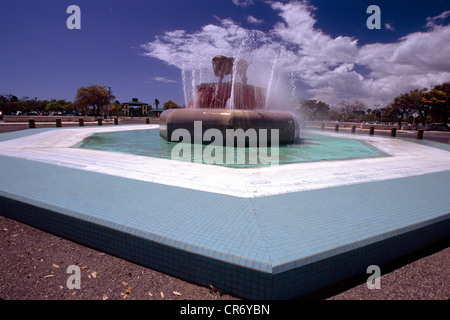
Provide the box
[75,128,387,167]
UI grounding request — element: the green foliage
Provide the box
[45,99,74,113]
[296,81,448,125]
[75,85,115,116]
[0,88,184,118]
[422,82,449,125]
[338,100,367,122]
[299,99,330,120]
[163,100,182,110]
[0,95,50,114]
[388,82,449,126]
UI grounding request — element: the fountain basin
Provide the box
[159,108,300,145]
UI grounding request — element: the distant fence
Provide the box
[305,121,427,130]
[3,116,97,123]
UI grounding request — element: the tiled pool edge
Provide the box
[0,192,273,299]
[1,189,448,300]
[271,215,450,299]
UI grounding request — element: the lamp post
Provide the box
[424,105,430,127]
[374,104,380,122]
[108,86,112,120]
[412,112,419,130]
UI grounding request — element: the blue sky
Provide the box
[1,0,449,109]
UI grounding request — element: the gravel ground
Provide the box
[0,216,448,301]
[0,216,237,301]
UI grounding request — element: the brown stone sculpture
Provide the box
[212,55,249,85]
[159,55,300,146]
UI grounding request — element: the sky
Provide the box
[0,0,449,109]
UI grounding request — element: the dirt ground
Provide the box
[0,216,449,301]
[0,215,237,301]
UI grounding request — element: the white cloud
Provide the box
[426,10,450,29]
[247,15,263,24]
[141,2,450,109]
[154,77,177,83]
[359,27,450,76]
[351,25,450,105]
[385,23,395,31]
[232,0,254,7]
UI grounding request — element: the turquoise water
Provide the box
[75,129,387,167]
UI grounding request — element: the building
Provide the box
[123,98,149,116]
[122,98,164,117]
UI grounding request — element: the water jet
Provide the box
[160,55,300,146]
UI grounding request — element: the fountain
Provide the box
[1,30,448,302]
[159,54,300,147]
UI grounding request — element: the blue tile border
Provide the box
[251,171,450,274]
[271,216,450,299]
[0,193,272,299]
[1,190,448,299]
[0,155,273,272]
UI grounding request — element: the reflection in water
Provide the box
[75,129,387,168]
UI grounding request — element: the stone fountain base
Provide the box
[161,81,299,146]
[188,82,266,109]
[159,108,300,146]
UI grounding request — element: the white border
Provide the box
[0,125,449,198]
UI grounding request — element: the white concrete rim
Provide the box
[0,125,449,198]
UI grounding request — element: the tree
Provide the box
[154,99,160,110]
[388,82,450,128]
[338,100,367,122]
[45,99,74,113]
[328,109,341,121]
[299,99,330,120]
[111,100,122,116]
[46,101,64,113]
[0,95,56,114]
[163,100,182,110]
[74,85,115,117]
[389,93,413,128]
[6,94,18,103]
[408,88,429,126]
[0,94,19,114]
[422,82,449,126]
